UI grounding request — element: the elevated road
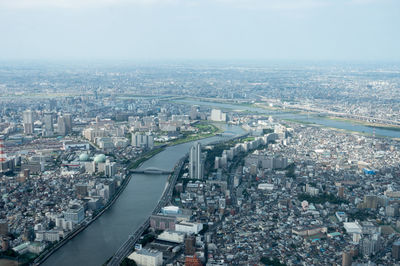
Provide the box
[107,155,187,266]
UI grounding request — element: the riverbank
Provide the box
[38,125,245,266]
[155,123,223,147]
[33,147,166,265]
[106,155,188,266]
[281,118,316,125]
[320,116,400,131]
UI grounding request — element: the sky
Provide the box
[0,0,399,61]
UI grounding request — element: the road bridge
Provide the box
[130,167,173,175]
[107,156,187,266]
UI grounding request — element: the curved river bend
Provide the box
[42,125,244,266]
[177,99,400,139]
[43,99,400,266]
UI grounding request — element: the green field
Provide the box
[127,147,165,169]
[166,122,223,146]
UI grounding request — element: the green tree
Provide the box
[120,258,137,266]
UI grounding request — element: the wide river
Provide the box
[42,125,245,266]
[43,99,400,266]
[177,99,400,139]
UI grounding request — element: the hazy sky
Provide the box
[0,0,399,61]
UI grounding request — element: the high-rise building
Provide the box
[23,110,34,135]
[393,241,400,260]
[131,132,154,149]
[338,186,345,198]
[0,136,15,173]
[64,113,73,134]
[189,142,203,179]
[150,215,176,231]
[63,205,85,224]
[57,116,67,136]
[57,114,73,136]
[360,234,380,256]
[43,112,54,136]
[75,183,89,199]
[0,135,5,164]
[386,204,399,217]
[210,109,226,122]
[189,105,199,120]
[0,220,8,236]
[105,161,117,177]
[363,195,378,209]
[184,235,196,255]
[342,251,352,266]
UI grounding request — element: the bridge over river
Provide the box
[130,167,173,175]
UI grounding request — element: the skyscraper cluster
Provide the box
[131,132,154,149]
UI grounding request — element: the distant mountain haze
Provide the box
[0,0,398,61]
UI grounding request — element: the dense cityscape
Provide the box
[0,62,399,266]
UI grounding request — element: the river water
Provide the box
[43,98,400,266]
[42,125,244,266]
[177,99,400,139]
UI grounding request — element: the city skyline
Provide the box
[2,1,400,265]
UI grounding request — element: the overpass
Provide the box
[130,167,173,175]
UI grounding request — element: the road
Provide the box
[106,155,187,266]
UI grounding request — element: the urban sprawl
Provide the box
[0,63,400,266]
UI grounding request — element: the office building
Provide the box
[157,230,185,243]
[189,142,203,179]
[43,112,54,136]
[131,132,154,149]
[23,110,34,135]
[393,241,400,260]
[210,109,226,122]
[184,235,196,255]
[175,221,203,234]
[0,220,8,236]
[57,116,67,136]
[189,105,199,120]
[128,249,163,266]
[342,251,352,266]
[64,113,73,133]
[150,214,177,231]
[63,205,85,224]
[105,161,116,177]
[338,186,345,198]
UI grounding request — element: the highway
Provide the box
[107,133,248,265]
[107,155,187,266]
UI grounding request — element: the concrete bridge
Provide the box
[130,167,173,175]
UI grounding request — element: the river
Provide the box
[42,125,245,266]
[42,98,400,266]
[176,99,400,139]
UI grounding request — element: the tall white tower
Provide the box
[23,110,34,135]
[189,142,203,179]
